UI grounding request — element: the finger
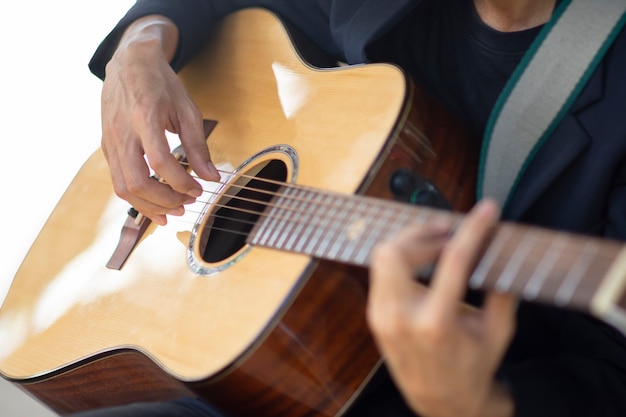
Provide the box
[108,142,194,224]
[177,102,221,183]
[426,199,500,321]
[368,221,453,325]
[123,194,184,226]
[483,291,517,351]
[392,217,454,271]
[138,122,203,199]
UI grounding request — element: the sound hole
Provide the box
[202,159,287,262]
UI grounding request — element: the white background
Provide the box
[0,0,133,414]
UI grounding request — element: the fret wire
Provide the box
[469,226,514,290]
[274,188,307,250]
[199,180,366,233]
[348,201,379,265]
[339,197,379,265]
[407,204,430,227]
[188,172,465,244]
[351,199,395,265]
[257,190,289,247]
[264,187,300,248]
[332,198,369,259]
[256,187,350,251]
[352,202,428,266]
[375,205,417,261]
[185,171,622,312]
[294,191,328,254]
[522,234,567,300]
[284,189,321,251]
[396,205,414,229]
[196,192,352,237]
[192,178,437,251]
[494,232,537,293]
[303,194,336,255]
[325,198,356,260]
[203,174,463,253]
[309,194,345,257]
[554,241,598,307]
[319,195,356,260]
[386,205,410,236]
[360,202,413,255]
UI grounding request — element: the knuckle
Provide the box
[185,141,209,159]
[414,316,446,344]
[365,303,386,333]
[147,152,168,173]
[100,140,110,159]
[108,115,129,135]
[443,241,474,266]
[130,105,153,129]
[367,304,408,339]
[125,177,147,196]
[112,182,130,200]
[188,103,203,120]
[371,242,399,266]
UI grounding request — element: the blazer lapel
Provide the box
[503,62,605,221]
[335,0,419,63]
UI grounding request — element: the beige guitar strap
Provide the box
[478,0,626,209]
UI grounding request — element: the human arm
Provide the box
[367,199,517,417]
[90,0,420,224]
[98,13,220,225]
[90,0,346,225]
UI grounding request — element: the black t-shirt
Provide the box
[367,0,541,138]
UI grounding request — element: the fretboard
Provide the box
[248,185,626,315]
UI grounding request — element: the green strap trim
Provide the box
[478,0,626,211]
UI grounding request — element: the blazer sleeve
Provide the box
[88,0,417,79]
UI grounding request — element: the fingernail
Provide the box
[476,198,500,216]
[187,188,202,198]
[208,163,221,180]
[169,206,185,216]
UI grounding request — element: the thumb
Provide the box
[178,111,221,182]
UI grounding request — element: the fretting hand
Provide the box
[367,200,517,417]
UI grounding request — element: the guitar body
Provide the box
[0,9,477,416]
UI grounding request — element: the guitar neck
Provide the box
[248,185,626,325]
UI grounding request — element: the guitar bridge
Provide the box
[106,208,152,270]
[106,120,218,270]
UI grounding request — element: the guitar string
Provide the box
[155,166,546,264]
[201,167,454,221]
[182,164,390,207]
[154,168,596,298]
[184,181,428,248]
[159,167,537,262]
[160,167,435,239]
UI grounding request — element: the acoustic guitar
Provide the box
[1,7,625,417]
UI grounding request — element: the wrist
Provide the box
[116,15,179,64]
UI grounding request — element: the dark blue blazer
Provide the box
[89,0,626,233]
[90,1,626,416]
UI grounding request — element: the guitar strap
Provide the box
[478,0,626,210]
